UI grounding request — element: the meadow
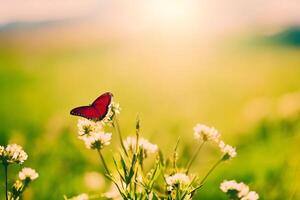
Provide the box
[0,27,300,199]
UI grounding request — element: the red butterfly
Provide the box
[70,92,113,121]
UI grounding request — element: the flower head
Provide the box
[0,144,28,164]
[165,173,191,191]
[241,191,259,200]
[80,132,112,150]
[102,102,121,124]
[124,137,158,156]
[19,167,39,181]
[220,180,259,200]
[77,119,103,136]
[193,124,220,143]
[219,141,237,160]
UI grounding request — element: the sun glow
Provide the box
[141,0,201,31]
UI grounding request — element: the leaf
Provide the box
[158,150,165,166]
[126,154,137,184]
[120,155,128,177]
[190,184,203,197]
[113,156,126,183]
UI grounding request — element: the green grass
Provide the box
[0,34,300,199]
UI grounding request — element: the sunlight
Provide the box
[141,0,201,31]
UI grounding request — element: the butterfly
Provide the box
[70,92,113,121]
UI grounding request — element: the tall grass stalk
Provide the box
[200,158,223,185]
[97,149,110,175]
[186,141,205,174]
[113,117,128,157]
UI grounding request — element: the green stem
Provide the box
[4,164,8,200]
[173,138,180,171]
[186,141,205,174]
[97,149,128,199]
[135,115,140,153]
[200,158,223,185]
[113,117,128,157]
[97,149,110,175]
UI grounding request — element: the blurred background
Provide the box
[0,0,300,199]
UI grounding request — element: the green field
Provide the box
[0,30,300,199]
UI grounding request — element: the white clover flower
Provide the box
[219,141,237,159]
[2,144,28,164]
[241,191,259,200]
[80,132,112,150]
[220,180,239,193]
[70,193,89,200]
[19,167,39,181]
[165,173,191,190]
[237,182,250,198]
[77,119,103,136]
[102,102,121,124]
[112,102,121,115]
[220,180,259,200]
[124,137,158,156]
[193,124,220,143]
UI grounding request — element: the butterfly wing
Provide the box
[70,106,100,120]
[92,92,113,120]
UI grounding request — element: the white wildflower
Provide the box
[220,180,239,192]
[102,102,121,124]
[193,124,220,143]
[19,167,39,181]
[237,182,250,198]
[219,141,237,159]
[165,173,191,190]
[70,193,89,200]
[80,132,112,150]
[241,191,259,200]
[220,180,259,200]
[124,137,158,156]
[77,119,103,136]
[112,102,121,115]
[1,144,28,164]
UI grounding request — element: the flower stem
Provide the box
[173,137,181,171]
[113,117,128,157]
[186,141,205,174]
[135,115,140,153]
[200,158,223,185]
[97,150,127,199]
[97,149,110,175]
[4,164,8,200]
